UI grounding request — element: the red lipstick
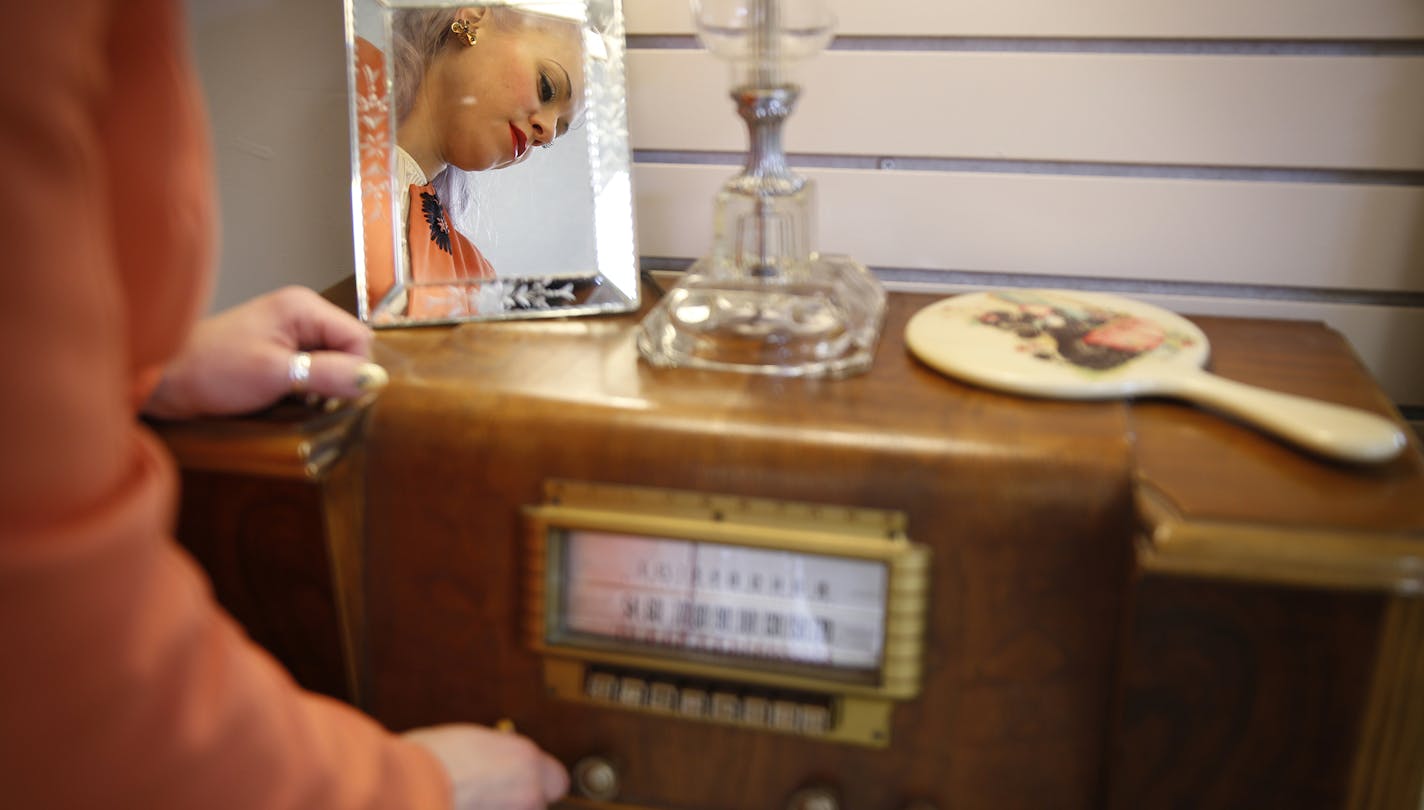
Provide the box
[510,124,528,159]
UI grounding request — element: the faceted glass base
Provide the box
[637,254,886,378]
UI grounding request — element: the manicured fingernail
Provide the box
[355,362,389,392]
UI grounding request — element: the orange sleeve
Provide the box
[0,3,451,809]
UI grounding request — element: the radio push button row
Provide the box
[711,691,741,721]
[770,700,800,731]
[586,671,618,702]
[798,704,831,734]
[679,687,709,717]
[648,681,679,711]
[573,756,621,803]
[742,696,770,726]
[618,677,647,707]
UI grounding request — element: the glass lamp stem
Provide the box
[729,87,803,277]
[750,0,781,87]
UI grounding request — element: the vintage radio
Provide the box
[166,289,1424,810]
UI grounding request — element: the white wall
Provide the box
[186,0,356,311]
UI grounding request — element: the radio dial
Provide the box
[787,785,840,810]
[572,756,620,802]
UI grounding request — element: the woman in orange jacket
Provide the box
[0,3,565,808]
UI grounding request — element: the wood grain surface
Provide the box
[361,293,1136,809]
[158,287,1424,809]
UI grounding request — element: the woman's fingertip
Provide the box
[542,757,570,800]
[355,362,389,392]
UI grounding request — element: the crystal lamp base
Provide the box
[637,254,886,378]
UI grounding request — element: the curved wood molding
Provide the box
[1134,482,1424,595]
[150,401,369,481]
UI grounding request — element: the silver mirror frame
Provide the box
[343,0,638,326]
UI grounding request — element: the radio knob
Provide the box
[573,756,620,802]
[787,785,839,810]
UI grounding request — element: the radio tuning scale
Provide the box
[524,480,930,747]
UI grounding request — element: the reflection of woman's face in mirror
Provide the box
[349,0,637,326]
[395,7,586,179]
[356,5,591,319]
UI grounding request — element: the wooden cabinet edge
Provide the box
[1133,483,1424,596]
[149,405,368,482]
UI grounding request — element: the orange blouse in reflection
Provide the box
[357,37,496,321]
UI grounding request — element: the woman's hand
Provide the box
[143,286,387,420]
[405,724,569,810]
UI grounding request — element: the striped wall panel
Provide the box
[623,2,1424,406]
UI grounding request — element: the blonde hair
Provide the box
[389,10,454,124]
[390,7,581,124]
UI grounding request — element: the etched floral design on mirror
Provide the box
[345,0,637,325]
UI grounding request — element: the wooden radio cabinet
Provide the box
[161,287,1424,810]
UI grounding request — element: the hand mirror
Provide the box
[905,290,1406,465]
[345,0,638,326]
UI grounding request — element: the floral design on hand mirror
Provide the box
[346,0,638,325]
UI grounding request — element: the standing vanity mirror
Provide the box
[345,0,637,325]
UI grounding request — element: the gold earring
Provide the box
[450,19,477,47]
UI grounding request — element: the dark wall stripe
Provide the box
[632,150,1424,187]
[628,34,1424,56]
[638,258,1424,309]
